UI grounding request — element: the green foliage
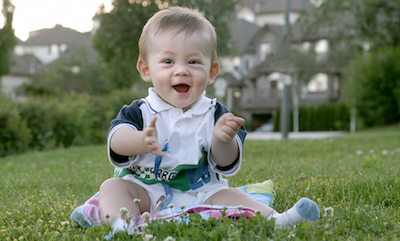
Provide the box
[0,94,31,156]
[24,47,110,96]
[346,47,400,127]
[354,0,400,48]
[1,127,400,240]
[0,0,16,78]
[274,104,350,131]
[0,89,146,155]
[299,0,400,49]
[16,93,100,149]
[93,0,235,89]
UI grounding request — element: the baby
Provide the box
[98,6,319,236]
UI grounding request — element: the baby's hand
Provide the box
[213,113,245,142]
[143,116,165,156]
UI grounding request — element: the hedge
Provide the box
[274,103,350,132]
[0,95,31,156]
[346,47,400,127]
[1,90,351,157]
[0,89,144,157]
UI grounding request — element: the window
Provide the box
[315,40,329,61]
[301,41,311,52]
[307,73,328,93]
[259,43,271,61]
[233,57,241,70]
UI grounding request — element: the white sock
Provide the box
[105,217,136,240]
[269,197,319,229]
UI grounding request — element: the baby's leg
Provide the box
[99,177,150,224]
[204,188,278,216]
[205,188,319,228]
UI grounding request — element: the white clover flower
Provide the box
[134,198,141,204]
[120,207,131,220]
[61,221,70,226]
[141,212,151,219]
[141,222,149,231]
[179,204,186,209]
[156,216,166,222]
[323,207,334,217]
[237,205,244,211]
[369,149,375,154]
[382,149,389,156]
[288,225,297,238]
[143,234,155,241]
[167,203,174,209]
[356,150,363,155]
[163,236,176,241]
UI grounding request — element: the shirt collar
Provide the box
[145,87,216,115]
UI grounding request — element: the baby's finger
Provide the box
[230,116,245,126]
[149,116,158,128]
[152,149,165,156]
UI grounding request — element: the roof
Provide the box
[238,0,314,14]
[290,13,356,42]
[10,53,45,75]
[20,24,91,46]
[229,18,260,54]
[245,53,290,79]
[218,72,244,87]
[246,23,285,50]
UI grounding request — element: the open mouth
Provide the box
[173,84,190,93]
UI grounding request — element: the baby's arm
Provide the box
[211,113,245,167]
[110,116,165,157]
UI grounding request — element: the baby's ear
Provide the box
[208,63,219,84]
[137,59,151,82]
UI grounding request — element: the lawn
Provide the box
[1,126,399,240]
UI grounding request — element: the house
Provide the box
[218,0,347,130]
[1,24,96,99]
[0,46,45,101]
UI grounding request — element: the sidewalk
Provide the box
[246,131,347,140]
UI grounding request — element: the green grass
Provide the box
[1,126,400,240]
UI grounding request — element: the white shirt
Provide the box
[107,88,246,193]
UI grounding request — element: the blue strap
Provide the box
[154,143,173,210]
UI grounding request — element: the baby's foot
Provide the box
[271,197,319,229]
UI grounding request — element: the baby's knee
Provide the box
[223,187,247,197]
[99,177,125,192]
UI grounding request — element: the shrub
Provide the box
[50,93,94,147]
[11,89,146,154]
[103,88,147,117]
[274,104,350,132]
[0,94,31,156]
[346,47,400,127]
[17,97,55,150]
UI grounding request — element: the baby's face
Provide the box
[139,29,219,111]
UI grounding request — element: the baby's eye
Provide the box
[188,60,200,64]
[163,59,173,64]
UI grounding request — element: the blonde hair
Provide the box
[138,6,218,65]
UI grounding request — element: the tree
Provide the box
[93,0,235,90]
[24,47,110,96]
[299,0,400,50]
[346,47,400,126]
[0,0,16,78]
[295,0,400,127]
